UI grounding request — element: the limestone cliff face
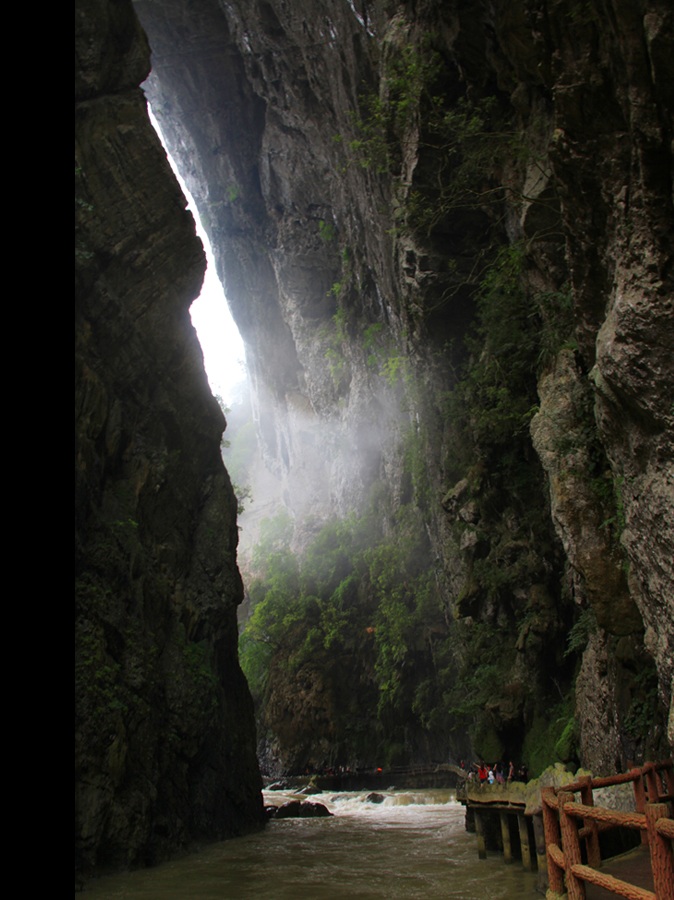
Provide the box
[133,0,672,774]
[75,0,263,879]
[529,0,674,758]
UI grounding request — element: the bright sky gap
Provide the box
[149,109,247,404]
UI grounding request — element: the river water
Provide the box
[81,789,541,899]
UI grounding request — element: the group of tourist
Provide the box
[460,759,529,784]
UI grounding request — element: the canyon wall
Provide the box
[136,0,673,774]
[75,0,263,880]
[75,0,672,871]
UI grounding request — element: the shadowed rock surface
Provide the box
[75,0,263,880]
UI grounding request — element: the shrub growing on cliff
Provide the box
[318,219,336,242]
[443,243,540,451]
[344,40,524,241]
[404,95,520,235]
[346,41,443,175]
[521,696,577,777]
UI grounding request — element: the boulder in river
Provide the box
[275,800,333,818]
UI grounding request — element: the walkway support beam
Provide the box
[474,810,487,860]
[500,812,512,863]
[518,814,533,871]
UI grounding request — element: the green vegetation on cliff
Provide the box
[240,501,449,770]
[237,221,592,776]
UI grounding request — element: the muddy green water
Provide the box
[81,789,541,899]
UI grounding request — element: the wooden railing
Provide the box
[542,760,673,900]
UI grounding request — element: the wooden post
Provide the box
[474,810,487,859]
[518,813,533,871]
[644,761,660,803]
[578,774,601,868]
[633,767,646,812]
[558,790,585,900]
[500,812,512,863]
[633,767,649,845]
[533,812,546,876]
[542,787,564,896]
[646,802,674,900]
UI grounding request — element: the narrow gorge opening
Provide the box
[149,110,247,407]
[149,108,263,545]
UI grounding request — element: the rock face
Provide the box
[75,0,263,879]
[134,0,673,773]
[75,0,673,791]
[539,0,674,759]
[273,799,333,819]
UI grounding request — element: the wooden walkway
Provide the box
[462,760,673,899]
[542,760,673,900]
[585,846,654,899]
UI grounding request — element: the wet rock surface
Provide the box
[274,800,333,819]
